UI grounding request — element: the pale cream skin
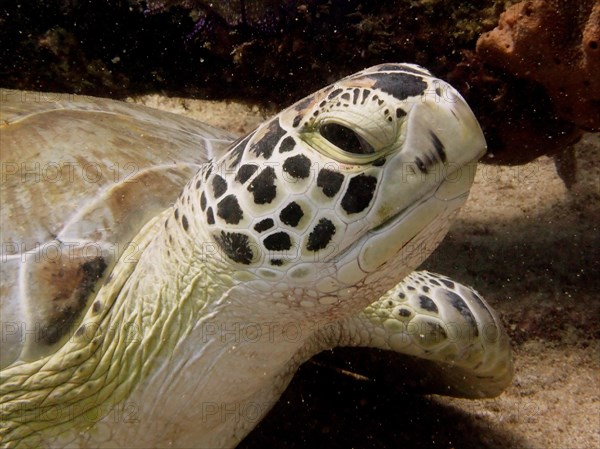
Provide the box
[1,64,510,449]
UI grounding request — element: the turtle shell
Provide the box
[0,91,236,368]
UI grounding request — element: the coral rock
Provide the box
[476,0,600,131]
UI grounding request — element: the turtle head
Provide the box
[188,63,485,320]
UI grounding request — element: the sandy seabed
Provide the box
[133,95,599,449]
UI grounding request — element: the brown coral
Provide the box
[476,0,600,131]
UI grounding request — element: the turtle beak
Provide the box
[403,86,487,172]
[372,85,486,226]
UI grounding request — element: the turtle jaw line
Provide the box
[329,193,427,265]
[371,155,478,235]
[330,173,471,274]
[373,176,464,234]
[371,198,423,234]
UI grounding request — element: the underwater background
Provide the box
[1,1,598,448]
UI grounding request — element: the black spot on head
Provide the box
[306,218,336,251]
[229,142,246,168]
[254,218,274,233]
[283,154,311,179]
[341,92,351,101]
[206,207,215,225]
[236,164,259,184]
[174,208,179,220]
[429,131,447,163]
[248,166,277,204]
[425,321,448,340]
[398,308,411,317]
[435,87,442,96]
[203,163,214,181]
[445,291,478,336]
[182,215,189,231]
[440,278,455,289]
[217,194,244,225]
[361,89,370,104]
[317,169,344,198]
[249,120,287,160]
[419,295,438,313]
[407,285,416,291]
[429,279,441,286]
[415,157,428,174]
[398,291,406,299]
[352,88,360,104]
[422,285,430,293]
[328,88,343,99]
[215,231,253,264]
[371,95,384,106]
[195,179,202,189]
[200,192,207,211]
[396,108,406,118]
[469,291,495,322]
[227,135,251,168]
[278,136,296,153]
[294,96,313,111]
[376,64,415,72]
[369,73,427,101]
[341,174,377,214]
[292,115,302,128]
[212,175,227,199]
[227,147,244,168]
[264,232,292,251]
[280,201,304,227]
[92,300,102,314]
[270,259,284,266]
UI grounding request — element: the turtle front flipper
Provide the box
[320,270,513,398]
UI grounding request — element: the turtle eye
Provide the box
[320,123,375,155]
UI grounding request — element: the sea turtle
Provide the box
[0,63,512,448]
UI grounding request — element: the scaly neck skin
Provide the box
[0,203,309,449]
[97,205,314,448]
